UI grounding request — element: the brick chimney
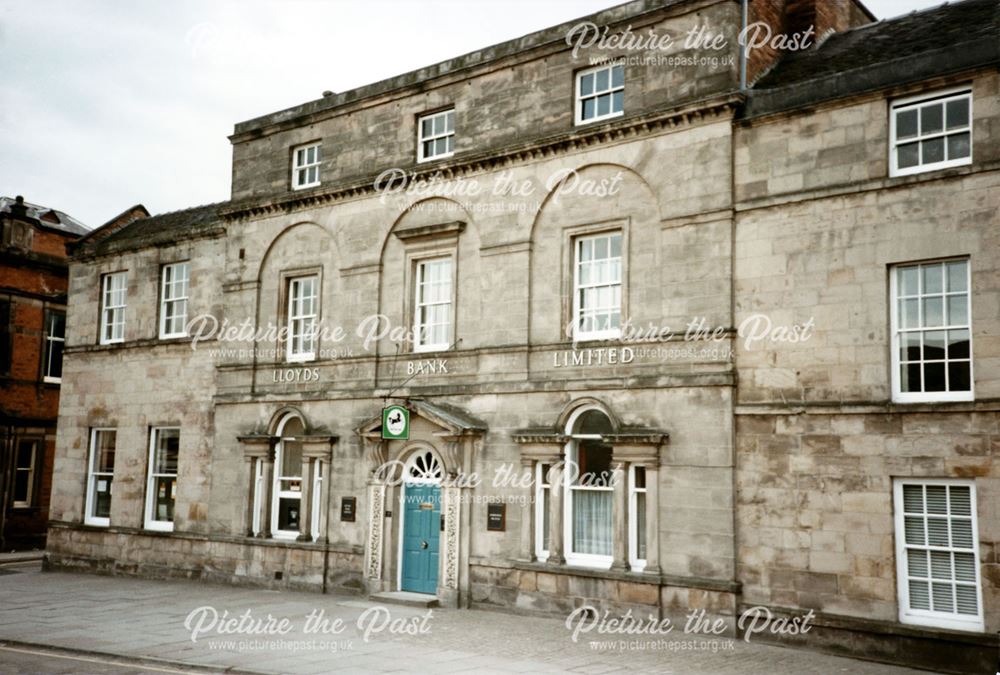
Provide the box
[745,0,875,85]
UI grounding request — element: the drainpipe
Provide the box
[0,427,12,551]
[739,0,749,91]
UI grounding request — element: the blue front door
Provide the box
[401,483,441,594]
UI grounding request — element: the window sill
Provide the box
[899,611,984,633]
[417,152,454,164]
[292,182,321,191]
[891,392,974,404]
[575,111,625,127]
[890,158,972,179]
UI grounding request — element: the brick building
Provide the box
[0,196,87,550]
[47,0,999,671]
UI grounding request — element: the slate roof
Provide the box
[0,196,89,236]
[76,201,226,257]
[746,0,1000,118]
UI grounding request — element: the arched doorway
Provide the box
[398,447,444,594]
[272,413,305,539]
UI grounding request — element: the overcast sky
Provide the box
[1,0,946,228]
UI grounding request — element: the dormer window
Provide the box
[291,142,321,189]
[417,109,454,163]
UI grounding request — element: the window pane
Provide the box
[924,362,945,391]
[580,73,594,96]
[611,65,623,88]
[95,431,116,472]
[922,297,943,327]
[931,583,954,612]
[898,142,919,169]
[899,298,920,329]
[899,332,920,362]
[901,363,921,392]
[922,264,943,294]
[634,466,646,489]
[926,516,949,545]
[612,90,623,113]
[597,94,610,117]
[153,476,176,522]
[904,515,925,545]
[896,109,918,139]
[434,115,445,135]
[923,330,945,360]
[595,68,609,92]
[899,266,919,296]
[949,486,971,516]
[909,580,931,609]
[947,361,971,392]
[945,98,969,129]
[922,137,944,164]
[572,490,612,555]
[946,295,967,326]
[635,491,646,559]
[576,439,612,486]
[920,103,943,134]
[947,132,970,160]
[946,261,967,293]
[955,585,978,615]
[947,329,970,359]
[155,429,180,474]
[94,478,113,518]
[13,469,29,502]
[278,496,300,531]
[582,98,595,120]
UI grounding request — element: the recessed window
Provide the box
[629,465,647,571]
[890,259,972,403]
[292,142,321,189]
[13,439,38,508]
[159,262,189,339]
[573,231,622,341]
[891,89,971,177]
[100,272,127,345]
[145,428,179,531]
[417,109,454,162]
[286,275,319,362]
[85,428,116,527]
[0,300,10,375]
[413,257,453,352]
[893,479,983,632]
[43,311,65,383]
[576,64,624,125]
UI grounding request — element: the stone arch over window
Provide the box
[556,397,621,435]
[376,198,482,355]
[399,443,446,484]
[255,221,337,365]
[527,163,661,345]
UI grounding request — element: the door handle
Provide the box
[420,540,428,549]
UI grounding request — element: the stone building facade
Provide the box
[0,196,86,551]
[48,0,999,671]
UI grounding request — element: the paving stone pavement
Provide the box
[0,564,926,674]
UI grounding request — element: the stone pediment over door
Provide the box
[356,398,487,477]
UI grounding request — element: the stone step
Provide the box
[368,591,439,608]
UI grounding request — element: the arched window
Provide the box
[565,407,614,567]
[404,449,444,484]
[272,414,304,539]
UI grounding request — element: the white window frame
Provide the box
[573,231,623,342]
[890,88,972,177]
[889,259,973,403]
[413,256,453,353]
[144,427,180,532]
[417,109,455,163]
[628,464,647,572]
[292,142,321,190]
[43,311,65,383]
[563,406,614,569]
[271,415,304,541]
[100,272,127,345]
[85,428,116,527]
[286,275,319,363]
[159,262,189,339]
[12,438,38,508]
[534,462,551,562]
[893,478,983,632]
[575,64,624,125]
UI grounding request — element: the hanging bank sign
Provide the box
[382,405,410,441]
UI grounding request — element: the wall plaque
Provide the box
[487,502,506,532]
[340,497,356,522]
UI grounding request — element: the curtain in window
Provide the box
[573,489,612,556]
